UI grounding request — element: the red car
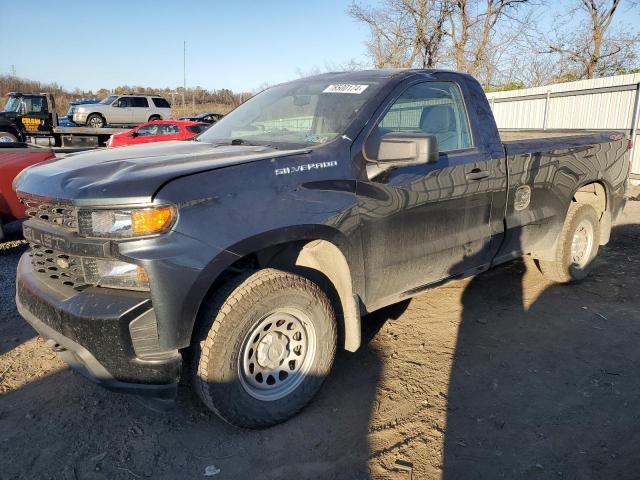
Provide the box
[107,120,210,148]
[0,144,56,239]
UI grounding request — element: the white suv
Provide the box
[72,94,172,128]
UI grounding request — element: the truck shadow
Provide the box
[0,295,407,479]
[2,223,640,479]
[442,222,640,478]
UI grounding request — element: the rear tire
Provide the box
[0,131,18,143]
[192,268,337,428]
[148,115,161,122]
[537,203,600,283]
[86,114,105,128]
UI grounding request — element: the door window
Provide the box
[22,96,45,114]
[157,124,180,135]
[114,97,132,108]
[378,82,473,152]
[152,97,171,108]
[131,97,149,108]
[135,124,160,136]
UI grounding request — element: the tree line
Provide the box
[0,74,252,115]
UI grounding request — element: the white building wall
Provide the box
[486,73,640,176]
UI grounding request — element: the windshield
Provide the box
[197,79,382,148]
[3,97,22,113]
[100,95,118,105]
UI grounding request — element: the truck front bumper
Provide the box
[16,254,181,400]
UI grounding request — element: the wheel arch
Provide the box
[572,180,610,245]
[86,111,106,123]
[189,227,362,352]
[0,124,21,141]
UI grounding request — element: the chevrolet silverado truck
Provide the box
[14,70,630,428]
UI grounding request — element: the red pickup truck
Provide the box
[0,144,55,240]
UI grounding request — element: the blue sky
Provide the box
[2,1,639,93]
[1,1,370,92]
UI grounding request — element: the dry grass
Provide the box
[171,102,234,118]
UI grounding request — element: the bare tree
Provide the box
[350,0,532,85]
[447,0,531,84]
[545,0,640,79]
[349,0,451,68]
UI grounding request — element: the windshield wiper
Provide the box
[230,138,278,149]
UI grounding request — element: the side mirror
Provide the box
[366,132,439,167]
[130,131,139,138]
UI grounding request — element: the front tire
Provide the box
[86,114,105,128]
[192,268,337,428]
[537,203,600,283]
[0,131,18,143]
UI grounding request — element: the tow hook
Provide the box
[45,338,67,352]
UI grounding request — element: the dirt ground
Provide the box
[2,194,640,480]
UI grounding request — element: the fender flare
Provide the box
[185,225,363,352]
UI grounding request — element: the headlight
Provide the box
[83,258,149,290]
[78,205,176,238]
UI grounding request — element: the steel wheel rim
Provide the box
[238,308,317,401]
[571,219,594,268]
[88,117,102,127]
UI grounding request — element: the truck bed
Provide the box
[499,129,627,155]
[499,129,619,142]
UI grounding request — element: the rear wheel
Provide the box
[148,115,161,122]
[192,268,337,428]
[0,131,18,143]
[86,114,105,128]
[537,203,600,283]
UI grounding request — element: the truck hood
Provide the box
[16,140,307,206]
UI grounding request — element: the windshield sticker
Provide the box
[275,161,338,176]
[323,84,369,94]
[304,134,329,143]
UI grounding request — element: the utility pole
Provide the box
[183,40,186,107]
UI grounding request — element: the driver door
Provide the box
[111,97,133,124]
[356,78,503,309]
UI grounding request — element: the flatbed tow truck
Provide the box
[0,92,128,147]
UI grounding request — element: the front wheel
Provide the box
[0,131,18,143]
[537,203,600,283]
[192,268,337,428]
[86,114,105,128]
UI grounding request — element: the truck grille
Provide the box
[29,244,91,290]
[23,198,78,231]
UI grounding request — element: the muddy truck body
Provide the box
[15,70,629,427]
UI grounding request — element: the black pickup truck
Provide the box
[14,70,629,428]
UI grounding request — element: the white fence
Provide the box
[485,73,640,177]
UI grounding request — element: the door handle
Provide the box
[466,169,490,181]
